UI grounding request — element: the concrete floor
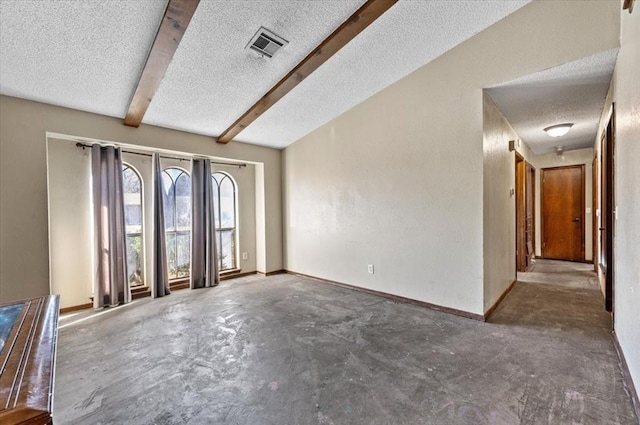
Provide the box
[54,261,638,424]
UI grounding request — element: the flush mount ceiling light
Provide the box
[544,123,574,137]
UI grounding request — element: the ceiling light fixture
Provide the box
[544,123,573,138]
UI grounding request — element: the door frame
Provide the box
[592,152,598,272]
[526,162,536,268]
[600,104,615,313]
[540,164,586,261]
[515,153,526,272]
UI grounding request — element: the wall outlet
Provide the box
[367,264,374,274]
[242,252,248,260]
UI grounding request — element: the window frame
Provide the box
[211,171,239,271]
[122,163,145,287]
[162,167,192,281]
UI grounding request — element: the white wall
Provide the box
[531,148,594,261]
[612,4,640,407]
[0,96,282,304]
[283,0,620,316]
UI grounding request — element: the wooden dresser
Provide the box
[0,295,59,425]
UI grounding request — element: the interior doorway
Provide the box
[600,106,615,313]
[515,153,535,272]
[526,162,536,269]
[541,165,585,262]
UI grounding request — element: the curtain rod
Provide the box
[75,142,247,168]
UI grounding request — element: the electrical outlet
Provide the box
[242,252,248,260]
[367,264,374,274]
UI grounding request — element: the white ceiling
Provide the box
[486,49,618,155]
[1,0,532,149]
[0,0,166,119]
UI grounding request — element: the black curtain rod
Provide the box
[75,142,247,168]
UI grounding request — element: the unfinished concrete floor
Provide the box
[54,261,638,424]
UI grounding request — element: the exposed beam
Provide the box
[216,0,398,144]
[124,0,200,128]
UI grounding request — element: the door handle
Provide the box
[572,218,580,222]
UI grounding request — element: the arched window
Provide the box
[122,164,144,287]
[162,168,191,279]
[212,172,237,271]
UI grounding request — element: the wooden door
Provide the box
[541,165,585,261]
[515,154,526,272]
[601,107,615,312]
[525,163,535,267]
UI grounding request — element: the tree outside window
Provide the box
[122,164,144,286]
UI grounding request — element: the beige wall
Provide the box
[0,95,283,303]
[482,94,520,311]
[47,138,94,308]
[282,0,620,316]
[611,4,640,404]
[531,148,594,261]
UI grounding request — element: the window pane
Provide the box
[123,167,141,193]
[123,166,144,286]
[126,234,143,286]
[218,229,235,270]
[175,173,191,230]
[219,177,235,228]
[162,171,175,230]
[176,231,190,278]
[166,232,177,279]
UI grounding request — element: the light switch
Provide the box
[586,207,591,214]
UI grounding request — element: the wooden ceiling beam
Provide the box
[124,0,200,128]
[623,0,635,13]
[216,0,398,144]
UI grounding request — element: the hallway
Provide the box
[54,264,637,424]
[517,259,599,289]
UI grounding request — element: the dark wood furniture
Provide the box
[0,295,59,425]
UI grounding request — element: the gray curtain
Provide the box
[91,145,130,308]
[191,159,220,289]
[153,153,171,297]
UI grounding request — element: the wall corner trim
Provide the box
[286,271,484,322]
[484,279,517,322]
[612,331,640,423]
[258,270,287,277]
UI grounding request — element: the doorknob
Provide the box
[572,218,580,222]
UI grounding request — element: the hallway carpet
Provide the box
[54,262,637,424]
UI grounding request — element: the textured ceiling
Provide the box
[486,49,618,155]
[144,0,364,138]
[0,0,167,119]
[241,0,532,148]
[1,0,533,149]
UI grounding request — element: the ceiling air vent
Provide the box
[246,27,288,58]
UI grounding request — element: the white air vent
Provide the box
[246,27,288,58]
